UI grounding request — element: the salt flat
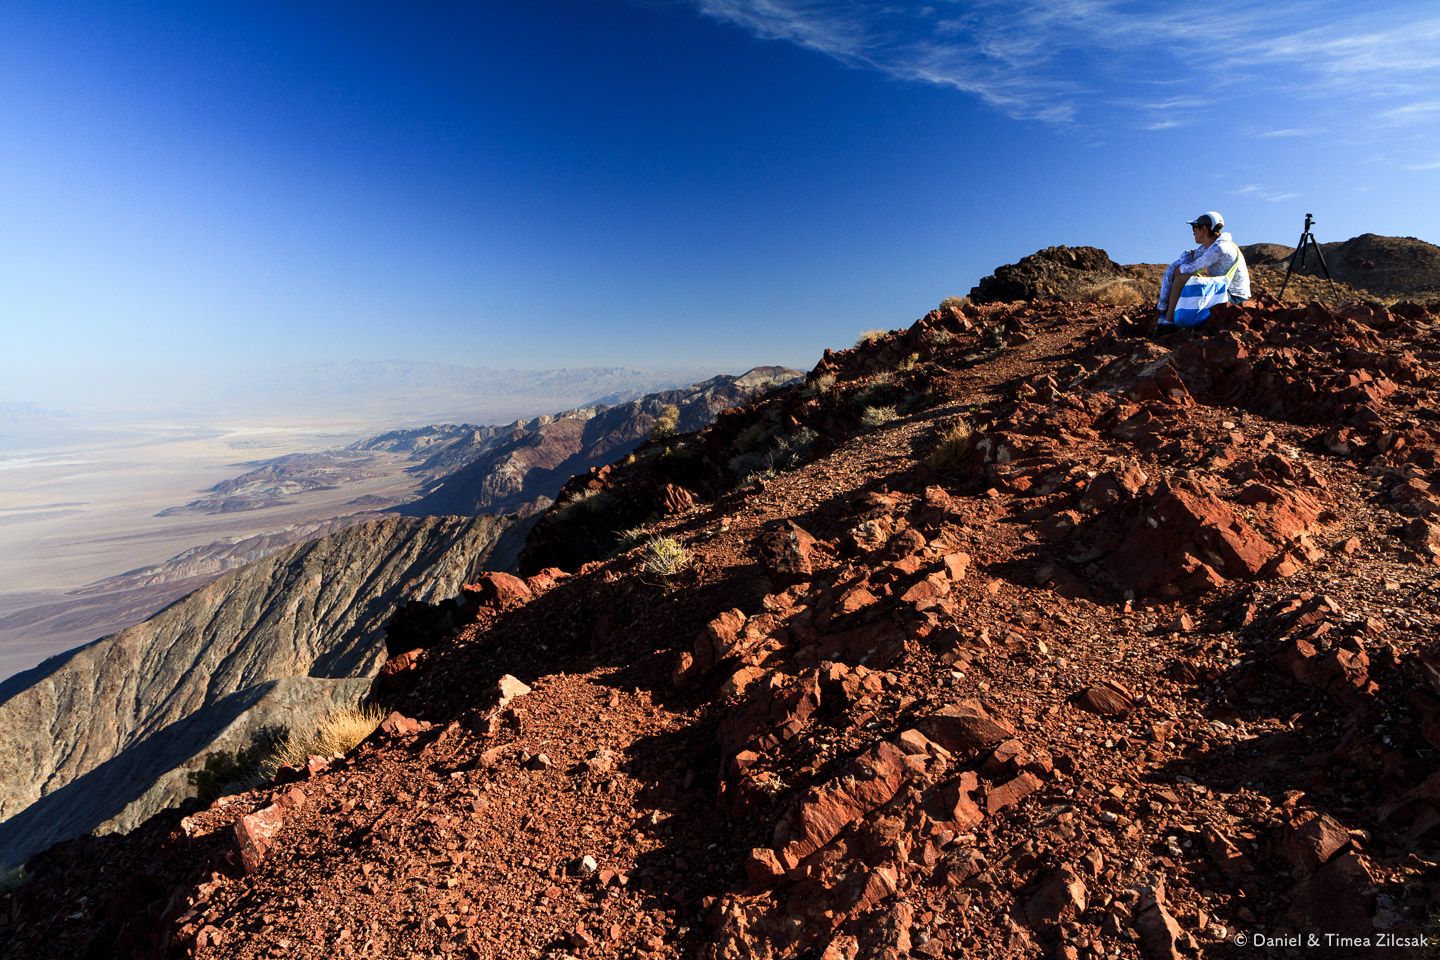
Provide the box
[0,416,424,679]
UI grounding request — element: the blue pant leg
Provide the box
[1157,262,1181,310]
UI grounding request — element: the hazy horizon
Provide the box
[4,1,1438,421]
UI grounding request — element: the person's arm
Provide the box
[1187,241,1226,276]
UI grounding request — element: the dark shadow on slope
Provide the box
[0,682,291,869]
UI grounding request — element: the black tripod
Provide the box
[1278,213,1339,301]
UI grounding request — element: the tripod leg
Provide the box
[1308,236,1339,300]
[1278,229,1308,300]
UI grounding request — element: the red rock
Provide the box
[233,804,286,874]
[894,728,947,758]
[275,786,307,811]
[1134,877,1183,960]
[814,620,907,669]
[1203,826,1249,873]
[761,520,821,580]
[745,848,785,886]
[888,555,924,577]
[379,711,421,737]
[671,650,696,689]
[1288,851,1376,943]
[773,741,908,869]
[836,585,880,615]
[695,608,748,672]
[495,674,532,708]
[464,571,533,610]
[1025,863,1087,931]
[1281,813,1350,876]
[1074,681,1135,716]
[942,552,971,581]
[1110,477,1279,596]
[659,483,696,515]
[984,771,1041,814]
[1037,510,1081,541]
[935,771,983,830]
[923,700,1016,755]
[900,573,950,604]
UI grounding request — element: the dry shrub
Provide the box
[929,419,975,473]
[855,329,888,347]
[642,536,689,576]
[939,295,971,310]
[1079,279,1144,306]
[649,404,680,440]
[803,372,836,399]
[264,703,387,776]
[861,405,899,427]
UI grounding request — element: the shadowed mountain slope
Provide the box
[0,513,533,869]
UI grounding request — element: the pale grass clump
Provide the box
[616,525,651,550]
[642,536,689,576]
[855,329,888,348]
[897,352,920,372]
[1079,279,1144,306]
[860,405,899,428]
[803,372,836,399]
[648,404,680,440]
[263,703,387,776]
[929,419,976,473]
[939,295,971,311]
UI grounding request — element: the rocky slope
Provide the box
[6,286,1440,959]
[0,513,533,870]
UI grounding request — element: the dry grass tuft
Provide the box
[642,536,689,576]
[860,405,899,427]
[929,419,976,473]
[939,295,971,310]
[803,372,836,399]
[855,329,888,347]
[1079,279,1144,306]
[264,703,387,776]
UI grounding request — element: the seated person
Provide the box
[1148,211,1251,334]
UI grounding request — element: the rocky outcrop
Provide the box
[0,513,532,869]
[969,245,1145,304]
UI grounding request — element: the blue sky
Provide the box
[2,1,1437,412]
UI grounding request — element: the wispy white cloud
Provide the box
[1406,157,1440,170]
[1380,99,1440,124]
[686,1,1440,135]
[1233,184,1302,203]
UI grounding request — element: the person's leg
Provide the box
[1165,269,1195,323]
[1156,262,1177,310]
[1147,262,1180,336]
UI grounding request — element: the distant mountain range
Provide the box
[162,366,803,518]
[221,360,721,420]
[0,401,76,437]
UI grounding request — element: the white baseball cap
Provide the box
[1187,211,1224,230]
